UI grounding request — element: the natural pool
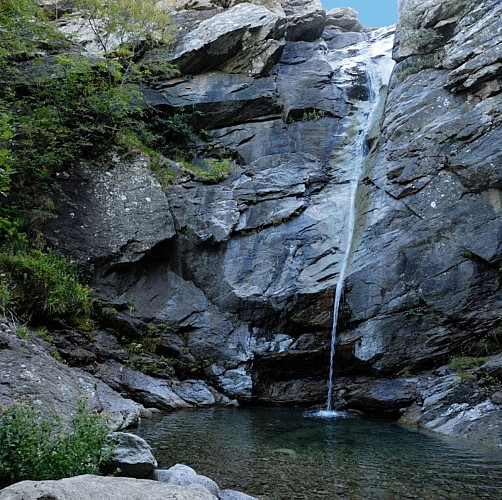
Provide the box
[136,407,502,499]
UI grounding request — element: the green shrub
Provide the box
[0,248,92,319]
[179,157,234,182]
[448,356,489,372]
[394,56,435,82]
[0,400,112,488]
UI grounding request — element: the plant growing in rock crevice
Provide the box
[396,0,443,80]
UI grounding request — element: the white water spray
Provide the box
[324,27,395,415]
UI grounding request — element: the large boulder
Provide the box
[0,475,217,500]
[325,7,366,32]
[158,72,281,129]
[169,3,287,75]
[46,152,175,266]
[399,374,502,445]
[282,0,326,41]
[478,354,502,380]
[96,360,234,409]
[155,464,220,497]
[107,432,158,478]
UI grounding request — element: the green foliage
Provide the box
[394,56,435,82]
[73,0,173,57]
[13,325,31,340]
[0,400,112,488]
[0,248,92,320]
[403,28,442,53]
[466,328,502,357]
[35,325,53,343]
[0,0,66,69]
[403,307,425,318]
[479,375,501,394]
[0,277,12,313]
[101,306,118,319]
[448,356,489,372]
[460,249,474,259]
[128,110,198,162]
[302,109,327,121]
[0,0,178,243]
[179,157,235,182]
[0,104,14,196]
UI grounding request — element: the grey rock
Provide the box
[96,361,190,410]
[46,152,175,265]
[444,2,502,92]
[169,3,287,75]
[342,0,502,377]
[216,366,253,398]
[174,379,235,406]
[108,432,158,478]
[491,391,502,405]
[479,353,502,380]
[0,475,217,500]
[0,331,143,431]
[96,360,234,409]
[219,489,259,500]
[399,375,502,444]
[159,72,281,129]
[282,0,326,41]
[155,464,220,497]
[43,0,501,438]
[326,7,366,32]
[343,378,418,416]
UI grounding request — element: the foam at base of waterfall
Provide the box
[305,409,351,419]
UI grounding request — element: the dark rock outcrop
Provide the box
[0,328,143,431]
[169,3,287,76]
[344,0,502,376]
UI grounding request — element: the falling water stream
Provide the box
[325,27,395,413]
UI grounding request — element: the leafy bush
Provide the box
[0,400,112,488]
[0,248,92,319]
[394,56,435,82]
[448,356,489,372]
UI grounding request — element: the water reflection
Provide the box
[136,407,502,499]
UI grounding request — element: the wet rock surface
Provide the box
[343,0,502,378]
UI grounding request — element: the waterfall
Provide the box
[324,27,395,414]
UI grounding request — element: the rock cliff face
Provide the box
[40,0,501,442]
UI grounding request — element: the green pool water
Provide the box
[135,407,502,499]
